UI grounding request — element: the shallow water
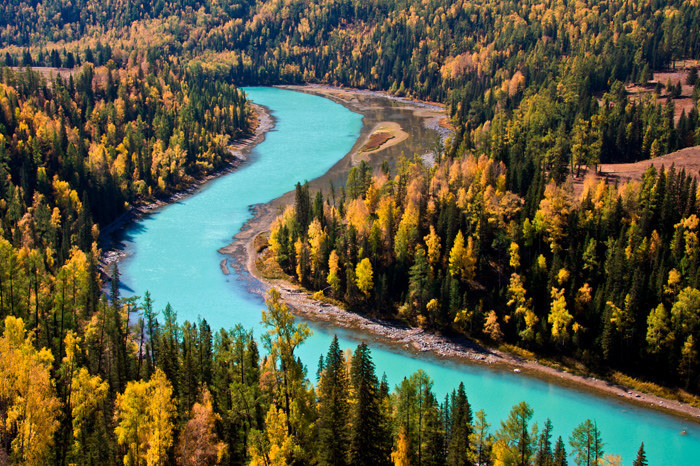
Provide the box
[117,86,700,464]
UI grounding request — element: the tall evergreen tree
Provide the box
[553,436,567,466]
[446,382,472,465]
[349,342,391,465]
[633,443,648,466]
[535,418,554,466]
[318,335,350,465]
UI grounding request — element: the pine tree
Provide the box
[446,382,472,465]
[535,418,554,466]
[349,342,391,465]
[318,335,350,465]
[553,436,567,466]
[159,303,181,398]
[633,442,648,466]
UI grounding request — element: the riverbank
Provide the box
[224,85,700,425]
[237,231,700,424]
[98,103,273,273]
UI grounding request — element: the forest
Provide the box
[0,0,699,463]
[0,284,646,465]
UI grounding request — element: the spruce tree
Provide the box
[349,342,391,465]
[535,418,554,466]
[447,382,472,465]
[553,436,567,466]
[633,443,648,466]
[318,335,350,465]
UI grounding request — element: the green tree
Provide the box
[469,409,492,465]
[633,443,647,466]
[318,335,350,465]
[260,288,315,460]
[349,342,391,465]
[553,436,567,466]
[535,418,554,466]
[447,382,472,466]
[495,401,537,466]
[569,419,603,466]
[646,303,674,355]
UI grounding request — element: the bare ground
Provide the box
[600,145,700,182]
[626,65,699,123]
[354,121,408,163]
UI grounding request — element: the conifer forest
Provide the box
[0,0,699,464]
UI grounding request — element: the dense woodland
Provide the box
[0,286,645,464]
[0,0,699,464]
[271,152,700,390]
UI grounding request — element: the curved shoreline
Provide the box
[224,86,700,425]
[231,229,700,424]
[98,103,273,271]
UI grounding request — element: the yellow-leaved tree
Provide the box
[548,287,573,345]
[114,368,176,466]
[249,406,297,466]
[391,428,411,466]
[449,231,477,282]
[177,387,227,465]
[355,258,374,297]
[326,250,341,295]
[60,331,109,459]
[0,316,61,464]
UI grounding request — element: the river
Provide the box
[116,86,700,464]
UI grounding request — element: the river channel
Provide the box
[115,86,700,464]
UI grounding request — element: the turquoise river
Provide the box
[117,87,700,464]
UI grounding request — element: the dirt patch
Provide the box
[625,66,698,123]
[355,121,408,161]
[599,145,700,182]
[571,145,700,198]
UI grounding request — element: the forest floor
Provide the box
[222,85,700,425]
[98,103,273,274]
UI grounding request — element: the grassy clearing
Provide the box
[360,131,394,152]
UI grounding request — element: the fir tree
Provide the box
[553,436,567,466]
[535,418,554,466]
[446,382,472,465]
[633,442,648,466]
[318,335,350,465]
[349,342,391,465]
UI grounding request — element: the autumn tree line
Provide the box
[0,57,249,359]
[270,155,700,391]
[0,283,648,465]
[3,0,700,167]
